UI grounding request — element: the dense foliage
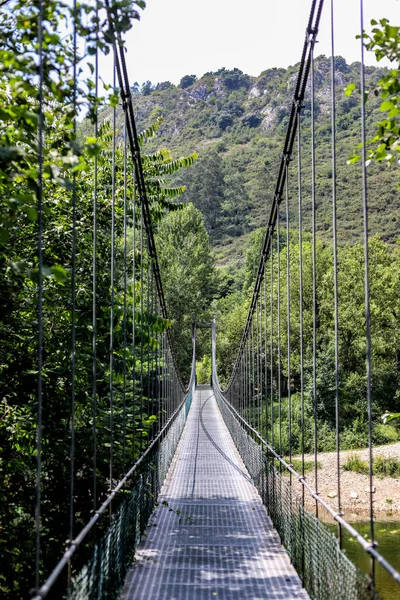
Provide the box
[222,230,400,453]
[0,1,199,597]
[155,203,217,379]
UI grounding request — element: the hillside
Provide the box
[102,57,400,263]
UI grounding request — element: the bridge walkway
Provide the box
[121,385,309,600]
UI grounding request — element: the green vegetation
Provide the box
[347,19,400,178]
[374,455,400,478]
[155,202,217,379]
[280,459,321,476]
[215,230,400,455]
[0,2,200,597]
[343,454,369,475]
[118,56,400,256]
[196,355,212,384]
[343,454,400,478]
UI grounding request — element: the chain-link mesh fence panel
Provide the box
[215,390,375,600]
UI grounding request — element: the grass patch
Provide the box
[343,453,400,478]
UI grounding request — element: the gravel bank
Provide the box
[290,442,400,522]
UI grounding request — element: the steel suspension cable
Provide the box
[123,112,128,473]
[132,178,137,447]
[69,0,78,582]
[285,163,292,488]
[270,246,274,453]
[264,265,268,444]
[258,288,264,431]
[146,264,151,431]
[109,51,116,509]
[330,0,342,546]
[297,110,305,507]
[297,106,306,584]
[35,0,45,590]
[310,31,319,517]
[92,5,99,517]
[360,0,375,588]
[140,203,144,451]
[252,315,255,427]
[277,207,282,470]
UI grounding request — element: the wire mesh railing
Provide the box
[212,0,400,598]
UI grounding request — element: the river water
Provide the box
[327,520,400,599]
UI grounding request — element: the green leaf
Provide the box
[380,100,395,112]
[347,154,361,165]
[51,265,67,284]
[345,83,356,97]
[26,206,37,221]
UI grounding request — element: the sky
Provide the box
[121,0,399,85]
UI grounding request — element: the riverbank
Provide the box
[291,442,400,522]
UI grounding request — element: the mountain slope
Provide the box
[105,57,400,262]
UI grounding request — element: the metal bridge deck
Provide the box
[121,386,309,600]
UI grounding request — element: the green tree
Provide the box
[156,203,217,378]
[180,74,197,89]
[181,151,225,239]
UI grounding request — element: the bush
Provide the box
[343,454,400,478]
[341,418,368,450]
[374,455,400,478]
[343,453,369,474]
[180,74,197,89]
[196,355,211,384]
[372,423,400,445]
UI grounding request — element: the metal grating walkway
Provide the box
[121,386,309,600]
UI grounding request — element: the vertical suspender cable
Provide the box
[310,32,319,517]
[277,206,282,467]
[109,51,116,509]
[246,328,249,417]
[254,304,258,429]
[123,112,128,472]
[139,204,144,450]
[297,107,305,584]
[264,267,268,443]
[285,164,292,486]
[263,266,270,507]
[360,0,375,588]
[251,317,255,427]
[330,0,342,547]
[92,4,99,517]
[270,246,274,453]
[258,292,263,434]
[35,0,44,590]
[146,266,151,429]
[297,110,305,504]
[132,179,137,448]
[69,0,78,582]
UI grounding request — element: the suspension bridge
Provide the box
[1,0,400,598]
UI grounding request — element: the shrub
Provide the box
[372,423,400,445]
[196,355,211,384]
[374,455,400,478]
[343,453,369,474]
[180,74,197,89]
[343,454,400,478]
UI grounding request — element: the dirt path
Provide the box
[291,442,400,521]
